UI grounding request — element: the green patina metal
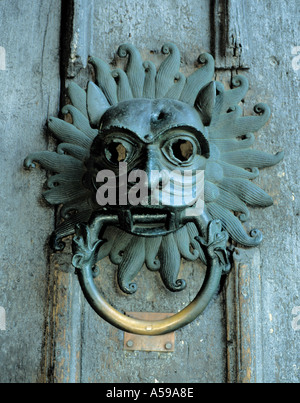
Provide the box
[24,43,283,334]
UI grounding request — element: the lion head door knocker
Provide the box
[24,43,283,335]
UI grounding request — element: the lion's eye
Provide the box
[104,139,133,164]
[172,139,194,161]
[162,136,199,165]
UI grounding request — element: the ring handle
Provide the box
[72,215,230,335]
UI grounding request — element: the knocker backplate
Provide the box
[124,313,175,352]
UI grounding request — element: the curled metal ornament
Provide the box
[24,43,283,334]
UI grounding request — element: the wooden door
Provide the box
[0,0,299,383]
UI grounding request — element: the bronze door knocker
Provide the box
[24,43,283,335]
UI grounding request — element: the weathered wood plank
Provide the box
[225,249,264,383]
[211,0,252,69]
[0,0,61,382]
[239,0,300,383]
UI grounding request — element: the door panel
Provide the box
[0,0,61,383]
[0,0,299,384]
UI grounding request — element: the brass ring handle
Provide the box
[72,214,229,335]
[77,256,223,335]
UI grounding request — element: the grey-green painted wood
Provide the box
[237,0,300,383]
[0,0,61,382]
[0,0,299,384]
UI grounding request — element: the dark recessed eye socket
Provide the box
[105,142,127,163]
[104,139,134,164]
[162,136,200,165]
[172,139,194,162]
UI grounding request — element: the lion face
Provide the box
[24,43,283,293]
[84,98,209,236]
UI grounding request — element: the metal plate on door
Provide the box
[124,313,175,352]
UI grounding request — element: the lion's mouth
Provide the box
[98,206,191,237]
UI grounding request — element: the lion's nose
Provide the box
[147,170,169,190]
[139,146,170,192]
